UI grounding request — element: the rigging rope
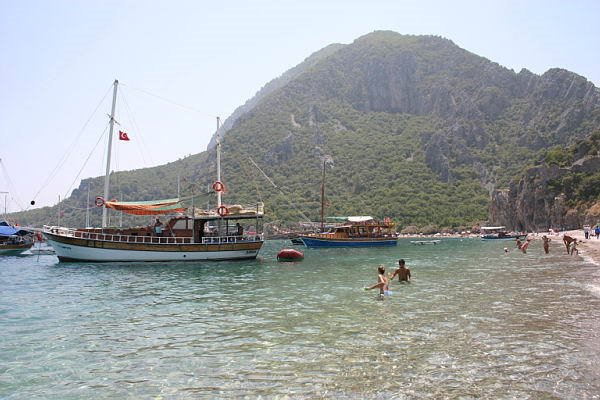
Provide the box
[62,125,109,201]
[30,83,113,209]
[121,82,218,119]
[0,159,26,211]
[119,87,154,166]
[247,156,312,223]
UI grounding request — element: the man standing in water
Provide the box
[390,259,411,283]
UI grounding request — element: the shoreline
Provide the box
[550,229,600,265]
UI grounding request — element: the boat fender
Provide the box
[217,205,229,217]
[95,196,105,207]
[212,181,225,193]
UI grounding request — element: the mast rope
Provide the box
[248,156,312,223]
[0,159,26,211]
[62,125,108,201]
[121,82,218,119]
[119,87,154,166]
[30,83,113,209]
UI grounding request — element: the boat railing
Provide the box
[44,226,263,245]
[201,234,264,244]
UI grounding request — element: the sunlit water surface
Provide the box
[1,238,600,399]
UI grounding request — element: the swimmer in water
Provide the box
[390,259,411,283]
[542,235,551,254]
[365,265,389,297]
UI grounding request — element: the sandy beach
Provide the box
[542,229,600,265]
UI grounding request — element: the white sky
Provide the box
[1,0,599,213]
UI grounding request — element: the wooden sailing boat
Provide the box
[298,160,398,247]
[43,80,265,262]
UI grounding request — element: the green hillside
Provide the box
[12,31,600,232]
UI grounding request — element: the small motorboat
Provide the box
[410,240,441,245]
[277,248,304,262]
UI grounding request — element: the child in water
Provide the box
[365,265,390,297]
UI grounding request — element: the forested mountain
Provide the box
[13,31,600,232]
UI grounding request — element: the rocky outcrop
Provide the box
[489,156,600,231]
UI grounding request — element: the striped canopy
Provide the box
[104,198,186,215]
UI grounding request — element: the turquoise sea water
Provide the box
[1,238,600,399]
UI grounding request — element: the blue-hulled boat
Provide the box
[298,216,398,247]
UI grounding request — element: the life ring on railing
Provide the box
[212,180,225,193]
[95,196,105,207]
[217,205,229,217]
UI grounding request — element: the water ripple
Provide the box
[1,239,600,398]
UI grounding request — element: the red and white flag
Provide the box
[118,130,130,141]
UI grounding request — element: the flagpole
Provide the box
[102,79,118,228]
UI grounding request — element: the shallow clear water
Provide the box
[1,238,600,399]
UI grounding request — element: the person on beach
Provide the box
[390,259,411,283]
[595,226,600,239]
[563,235,576,254]
[365,265,389,297]
[584,225,590,240]
[542,235,551,254]
[569,239,579,255]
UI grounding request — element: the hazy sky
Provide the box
[1,0,599,213]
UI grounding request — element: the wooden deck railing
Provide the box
[43,226,263,245]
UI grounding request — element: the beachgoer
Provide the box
[390,259,411,282]
[542,235,551,254]
[595,226,600,239]
[365,265,389,296]
[569,239,579,256]
[504,247,509,253]
[563,235,575,254]
[584,225,590,239]
[154,218,164,237]
[520,237,531,253]
[515,238,523,250]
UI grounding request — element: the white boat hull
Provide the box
[44,231,263,262]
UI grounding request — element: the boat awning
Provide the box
[347,216,374,223]
[480,226,506,230]
[104,198,187,215]
[0,226,31,236]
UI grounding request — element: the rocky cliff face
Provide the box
[489,156,600,231]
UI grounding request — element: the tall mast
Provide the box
[102,79,119,228]
[320,160,325,232]
[216,116,222,208]
[85,183,90,228]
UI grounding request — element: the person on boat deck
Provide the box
[390,259,411,282]
[154,218,164,237]
[365,265,389,296]
[236,223,243,235]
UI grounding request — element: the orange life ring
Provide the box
[212,181,225,193]
[95,196,105,207]
[217,205,229,217]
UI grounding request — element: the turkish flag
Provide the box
[118,130,130,141]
